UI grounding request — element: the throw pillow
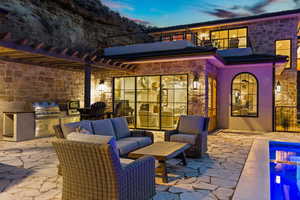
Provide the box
[91,119,116,138]
[110,117,131,139]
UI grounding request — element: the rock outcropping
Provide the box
[0,0,152,51]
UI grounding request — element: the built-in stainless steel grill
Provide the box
[32,101,80,138]
[33,102,62,137]
[33,102,61,119]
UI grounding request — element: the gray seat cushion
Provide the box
[110,117,131,139]
[120,158,135,168]
[116,139,139,156]
[178,115,205,134]
[170,134,197,145]
[61,120,93,138]
[120,158,159,168]
[91,119,116,138]
[121,137,152,148]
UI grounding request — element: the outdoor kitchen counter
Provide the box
[3,111,34,113]
[2,112,35,142]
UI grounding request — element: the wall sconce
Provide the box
[193,73,200,90]
[96,80,106,92]
[275,81,281,93]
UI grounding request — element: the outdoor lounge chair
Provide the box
[113,100,135,124]
[78,101,108,120]
[52,139,156,200]
[165,115,209,157]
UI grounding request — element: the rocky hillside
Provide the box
[0,0,152,52]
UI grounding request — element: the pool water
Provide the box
[270,141,300,200]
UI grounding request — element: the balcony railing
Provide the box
[156,35,251,50]
[105,31,251,50]
[275,106,300,132]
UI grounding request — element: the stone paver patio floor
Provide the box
[1,131,300,200]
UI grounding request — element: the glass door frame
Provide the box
[112,74,189,130]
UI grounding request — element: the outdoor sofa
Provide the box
[53,117,154,156]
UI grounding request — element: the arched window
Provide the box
[231,72,258,117]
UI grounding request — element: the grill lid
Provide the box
[33,102,61,116]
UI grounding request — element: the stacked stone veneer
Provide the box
[93,60,212,117]
[247,17,298,107]
[0,60,85,134]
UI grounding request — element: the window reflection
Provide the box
[137,76,160,129]
[211,28,248,49]
[231,73,258,117]
[114,77,136,127]
[114,75,188,130]
[161,75,188,129]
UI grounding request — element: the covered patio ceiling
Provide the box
[0,32,137,108]
[0,32,136,72]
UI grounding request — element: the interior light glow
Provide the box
[276,175,281,184]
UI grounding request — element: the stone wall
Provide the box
[248,17,298,108]
[0,60,85,134]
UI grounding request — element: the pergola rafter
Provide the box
[0,32,137,108]
[0,32,136,72]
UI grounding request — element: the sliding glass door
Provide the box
[113,77,136,128]
[113,75,188,130]
[137,76,160,129]
[161,75,188,129]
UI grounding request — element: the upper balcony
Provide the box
[106,27,251,52]
[152,30,250,50]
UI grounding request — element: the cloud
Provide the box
[101,0,134,11]
[205,9,248,18]
[294,0,300,7]
[245,0,284,14]
[127,17,152,26]
[201,0,290,19]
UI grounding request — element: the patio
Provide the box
[1,131,300,200]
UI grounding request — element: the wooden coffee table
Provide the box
[129,141,191,183]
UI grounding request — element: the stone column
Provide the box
[84,63,92,108]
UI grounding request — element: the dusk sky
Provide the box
[101,0,300,27]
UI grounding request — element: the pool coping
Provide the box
[233,139,270,200]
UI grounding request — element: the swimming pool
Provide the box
[270,141,300,200]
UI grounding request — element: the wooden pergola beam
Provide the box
[0,32,135,72]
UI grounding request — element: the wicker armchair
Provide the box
[52,139,156,200]
[165,115,209,158]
